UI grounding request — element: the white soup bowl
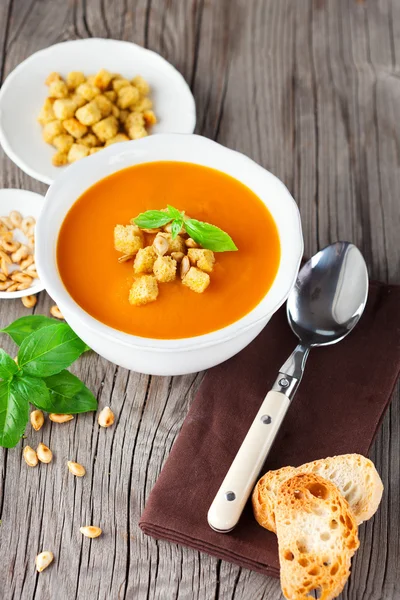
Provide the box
[36,134,303,375]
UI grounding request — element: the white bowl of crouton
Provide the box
[0,38,196,185]
[36,134,303,375]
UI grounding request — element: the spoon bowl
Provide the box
[287,242,369,347]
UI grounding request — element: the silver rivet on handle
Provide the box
[261,415,272,424]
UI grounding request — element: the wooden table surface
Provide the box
[0,1,399,599]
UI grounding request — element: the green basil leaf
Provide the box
[0,350,18,380]
[1,315,58,346]
[171,218,184,240]
[38,370,97,414]
[44,369,83,397]
[0,379,30,448]
[11,375,50,410]
[18,324,88,378]
[166,206,184,239]
[167,205,183,220]
[133,210,172,229]
[184,219,238,252]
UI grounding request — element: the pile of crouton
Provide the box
[114,222,215,306]
[38,69,157,167]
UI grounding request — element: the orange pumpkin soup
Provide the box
[57,161,280,339]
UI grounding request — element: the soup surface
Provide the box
[57,161,280,339]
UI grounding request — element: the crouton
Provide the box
[48,80,69,99]
[104,90,117,102]
[93,68,113,90]
[117,85,140,109]
[42,120,64,144]
[80,133,100,148]
[187,248,215,273]
[125,111,145,129]
[89,147,102,155]
[86,75,96,86]
[66,71,86,90]
[143,110,157,126]
[71,93,87,109]
[75,101,102,126]
[105,133,130,147]
[53,98,77,120]
[119,109,129,124]
[198,253,215,275]
[125,112,147,139]
[182,267,210,293]
[52,150,68,167]
[92,116,119,142]
[133,246,157,274]
[129,275,158,306]
[37,98,55,125]
[53,133,74,153]
[94,94,113,117]
[153,256,177,283]
[67,143,90,163]
[134,97,153,113]
[114,224,144,255]
[165,234,186,254]
[127,126,148,140]
[112,78,130,92]
[132,75,150,96]
[63,117,88,139]
[45,72,62,86]
[76,82,101,101]
[187,249,203,265]
[111,105,120,119]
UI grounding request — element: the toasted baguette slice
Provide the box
[276,473,359,600]
[253,454,383,532]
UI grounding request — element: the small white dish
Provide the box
[36,134,303,375]
[0,38,196,185]
[0,188,44,299]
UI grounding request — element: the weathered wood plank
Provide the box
[0,0,399,599]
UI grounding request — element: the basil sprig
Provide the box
[133,205,238,252]
[0,316,96,448]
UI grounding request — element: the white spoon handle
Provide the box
[207,390,290,533]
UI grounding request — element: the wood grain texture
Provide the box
[0,0,399,598]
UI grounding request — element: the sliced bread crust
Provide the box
[253,454,383,532]
[276,473,359,600]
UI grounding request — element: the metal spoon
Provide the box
[207,242,369,533]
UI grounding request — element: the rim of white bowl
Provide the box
[0,38,197,185]
[0,188,45,298]
[36,134,303,352]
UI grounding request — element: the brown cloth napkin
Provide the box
[139,281,400,577]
